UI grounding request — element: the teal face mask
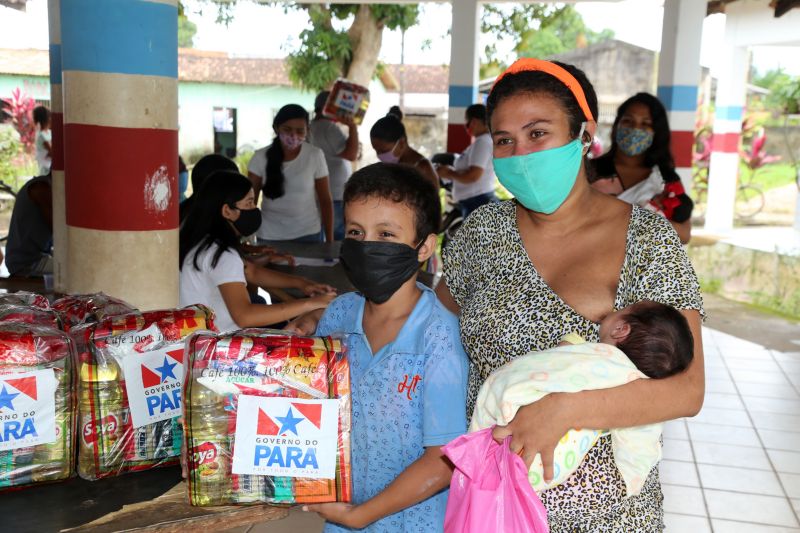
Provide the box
[494,124,588,214]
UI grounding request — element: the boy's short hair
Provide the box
[343,163,441,241]
[465,104,487,125]
[617,301,694,379]
[33,106,50,126]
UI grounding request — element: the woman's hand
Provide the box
[303,502,366,529]
[285,308,325,335]
[307,292,336,312]
[492,393,573,482]
[302,280,336,297]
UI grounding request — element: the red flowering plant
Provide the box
[1,88,36,155]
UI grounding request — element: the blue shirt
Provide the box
[316,284,469,533]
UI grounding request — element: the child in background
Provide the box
[33,106,52,176]
[471,300,694,496]
[304,163,469,532]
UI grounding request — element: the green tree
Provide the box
[178,12,198,48]
[753,68,800,114]
[190,1,420,93]
[481,4,614,78]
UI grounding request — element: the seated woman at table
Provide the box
[180,170,336,332]
[248,104,335,243]
[370,114,439,192]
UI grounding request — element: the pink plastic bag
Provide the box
[443,428,549,533]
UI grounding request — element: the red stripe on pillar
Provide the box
[447,123,470,153]
[670,130,694,168]
[64,124,178,231]
[51,112,64,172]
[711,132,740,154]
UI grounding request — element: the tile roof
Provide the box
[0,48,450,94]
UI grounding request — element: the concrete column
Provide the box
[446,0,479,153]
[705,42,749,234]
[60,0,179,310]
[47,0,67,292]
[657,0,706,192]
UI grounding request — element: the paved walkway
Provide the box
[232,296,800,533]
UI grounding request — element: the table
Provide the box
[0,466,288,533]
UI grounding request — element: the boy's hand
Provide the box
[303,503,366,529]
[302,280,336,297]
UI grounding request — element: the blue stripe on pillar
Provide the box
[61,0,177,78]
[449,85,477,108]
[715,106,744,121]
[656,85,698,112]
[49,44,62,85]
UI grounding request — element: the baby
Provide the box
[471,300,694,496]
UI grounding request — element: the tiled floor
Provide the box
[662,327,800,532]
[241,325,800,533]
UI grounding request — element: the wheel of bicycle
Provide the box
[692,185,708,219]
[735,184,765,220]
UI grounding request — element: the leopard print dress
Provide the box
[442,201,704,532]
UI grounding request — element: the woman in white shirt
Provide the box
[180,171,335,332]
[248,104,334,243]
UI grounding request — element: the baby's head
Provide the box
[599,301,694,379]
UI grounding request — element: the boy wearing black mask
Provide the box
[302,163,469,532]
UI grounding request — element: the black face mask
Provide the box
[232,208,262,236]
[339,239,422,304]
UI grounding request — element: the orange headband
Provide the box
[491,58,595,122]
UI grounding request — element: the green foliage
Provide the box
[480,4,614,78]
[752,68,800,114]
[178,13,198,48]
[0,125,21,184]
[285,4,420,93]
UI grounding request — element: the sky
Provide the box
[1,0,799,76]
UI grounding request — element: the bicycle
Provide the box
[691,165,765,222]
[0,178,18,243]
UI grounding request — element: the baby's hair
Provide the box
[617,301,694,379]
[343,162,440,241]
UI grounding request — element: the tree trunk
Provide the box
[346,5,383,86]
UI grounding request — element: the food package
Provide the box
[0,323,77,490]
[0,304,62,329]
[73,305,215,480]
[52,293,137,332]
[323,79,370,125]
[184,329,351,506]
[0,292,50,310]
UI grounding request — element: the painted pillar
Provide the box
[446,0,479,153]
[657,0,706,192]
[705,42,749,234]
[47,0,67,292]
[60,0,179,310]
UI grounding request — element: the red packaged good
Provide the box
[0,304,61,329]
[184,329,351,506]
[0,292,50,310]
[0,323,77,490]
[74,305,215,480]
[323,79,370,125]
[52,293,136,332]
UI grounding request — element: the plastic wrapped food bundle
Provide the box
[184,330,351,506]
[0,323,77,490]
[52,293,137,332]
[323,79,370,125]
[0,292,50,310]
[0,304,62,329]
[74,305,215,480]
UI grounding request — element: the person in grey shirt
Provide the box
[309,91,359,240]
[6,172,53,277]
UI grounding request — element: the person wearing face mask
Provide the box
[179,171,336,332]
[369,113,440,192]
[590,93,693,243]
[300,163,468,533]
[247,104,334,243]
[435,103,498,219]
[434,59,705,532]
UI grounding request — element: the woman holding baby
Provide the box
[436,59,705,531]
